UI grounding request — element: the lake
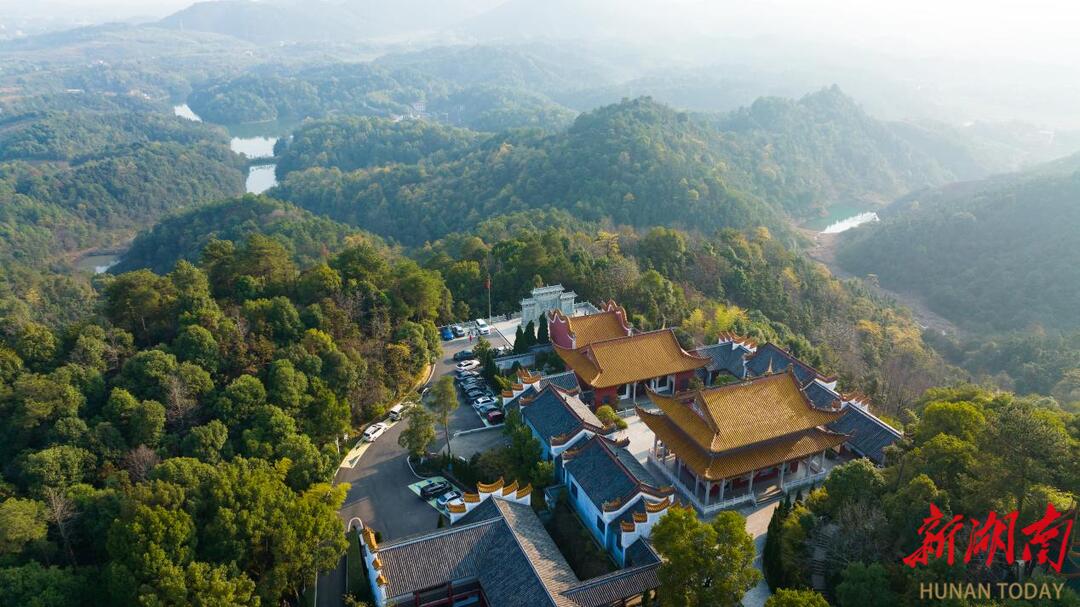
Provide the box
[246,164,278,194]
[804,204,880,234]
[174,103,280,193]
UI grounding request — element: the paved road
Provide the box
[316,328,515,606]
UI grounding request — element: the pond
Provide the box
[804,204,880,234]
[75,253,120,274]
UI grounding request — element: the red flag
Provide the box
[485,276,491,290]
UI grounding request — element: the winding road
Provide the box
[315,328,513,607]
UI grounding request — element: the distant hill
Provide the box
[158,0,504,43]
[114,195,358,274]
[157,0,362,43]
[837,162,1080,332]
[270,91,1051,245]
[272,97,786,245]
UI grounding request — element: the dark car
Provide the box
[466,388,490,399]
[419,480,452,500]
[486,410,505,424]
[452,350,475,362]
[440,326,454,340]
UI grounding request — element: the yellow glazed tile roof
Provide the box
[649,371,843,452]
[565,310,629,346]
[639,406,848,481]
[554,329,709,389]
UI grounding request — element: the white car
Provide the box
[362,422,387,442]
[472,396,497,409]
[475,318,490,335]
[436,490,463,509]
[455,359,480,372]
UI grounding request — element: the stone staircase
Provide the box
[809,524,836,601]
[754,485,785,506]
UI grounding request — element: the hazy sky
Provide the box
[3,0,1078,72]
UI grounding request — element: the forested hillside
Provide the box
[274,117,481,178]
[838,163,1080,399]
[272,92,1019,246]
[0,232,449,605]
[272,98,785,246]
[0,110,246,327]
[421,220,947,412]
[115,196,361,275]
[839,170,1080,333]
[186,62,576,133]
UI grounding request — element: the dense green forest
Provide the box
[840,169,1080,333]
[1,21,1078,605]
[272,98,787,245]
[274,117,481,179]
[838,165,1080,401]
[763,385,1079,606]
[0,231,448,606]
[0,108,245,330]
[114,196,362,275]
[271,92,1037,247]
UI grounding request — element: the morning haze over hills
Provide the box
[0,1,1078,606]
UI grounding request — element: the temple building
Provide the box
[638,369,850,513]
[515,384,615,462]
[551,302,710,406]
[560,435,676,564]
[362,480,662,607]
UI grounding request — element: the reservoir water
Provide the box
[174,104,279,193]
[246,165,278,194]
[805,204,880,234]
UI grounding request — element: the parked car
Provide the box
[486,410,505,424]
[451,324,466,337]
[440,326,454,340]
[472,396,497,409]
[419,480,452,500]
[436,490,463,509]
[476,403,499,415]
[494,345,512,356]
[388,403,407,421]
[475,318,490,335]
[466,389,491,400]
[452,350,475,362]
[362,422,387,442]
[455,359,480,372]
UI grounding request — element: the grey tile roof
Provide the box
[562,540,660,607]
[540,371,581,392]
[375,496,658,607]
[623,538,660,568]
[745,343,823,384]
[563,436,665,512]
[802,379,841,410]
[827,404,902,465]
[376,518,504,602]
[694,342,751,378]
[521,385,604,446]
